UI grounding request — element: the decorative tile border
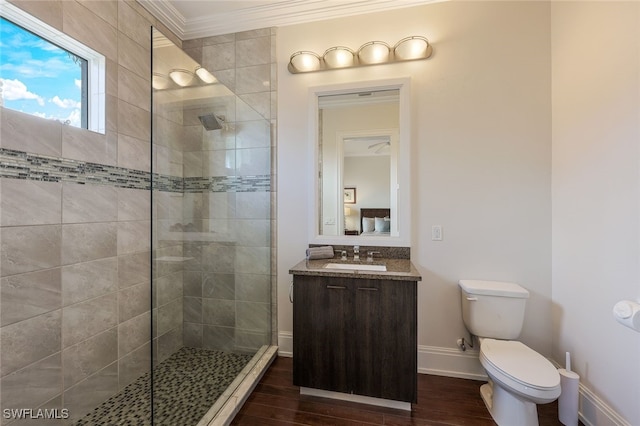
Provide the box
[0,148,270,193]
[184,176,272,193]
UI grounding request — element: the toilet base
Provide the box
[480,381,540,426]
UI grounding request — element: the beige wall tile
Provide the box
[156,298,182,336]
[236,147,270,176]
[155,326,181,362]
[118,188,150,221]
[61,126,117,166]
[118,133,150,172]
[118,342,150,389]
[236,28,270,40]
[118,251,150,289]
[62,292,117,347]
[235,64,270,95]
[202,42,235,72]
[117,1,151,49]
[202,33,235,46]
[62,1,117,60]
[0,353,62,414]
[1,310,61,376]
[78,0,117,28]
[156,271,182,306]
[1,225,62,277]
[106,58,118,98]
[62,183,118,224]
[1,108,62,156]
[0,180,61,226]
[63,362,117,423]
[238,92,271,121]
[118,32,150,79]
[118,66,150,112]
[118,312,150,357]
[61,257,117,306]
[61,222,117,265]
[1,268,62,326]
[118,281,149,323]
[62,327,117,389]
[118,100,150,141]
[8,0,63,30]
[235,120,270,149]
[117,220,150,255]
[236,36,271,67]
[106,94,119,132]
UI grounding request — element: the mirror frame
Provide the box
[308,77,412,247]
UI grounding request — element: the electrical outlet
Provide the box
[432,225,442,241]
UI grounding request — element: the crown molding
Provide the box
[139,0,442,40]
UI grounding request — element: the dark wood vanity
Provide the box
[289,255,421,405]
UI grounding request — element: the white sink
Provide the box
[323,263,387,272]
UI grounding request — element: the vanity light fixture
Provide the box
[394,36,431,60]
[154,66,218,89]
[323,46,355,69]
[195,66,217,84]
[357,41,390,64]
[289,51,322,73]
[168,68,195,86]
[288,36,433,74]
[152,72,171,90]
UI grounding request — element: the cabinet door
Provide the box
[293,275,352,393]
[353,279,417,402]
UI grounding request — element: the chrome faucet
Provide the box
[367,251,381,262]
[353,245,360,261]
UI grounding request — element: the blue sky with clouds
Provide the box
[0,17,83,127]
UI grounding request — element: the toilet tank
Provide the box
[459,280,529,340]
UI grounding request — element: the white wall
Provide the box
[277,1,639,423]
[551,2,640,425]
[277,0,551,360]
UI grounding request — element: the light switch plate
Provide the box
[432,225,442,241]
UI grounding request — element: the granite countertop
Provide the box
[289,258,422,281]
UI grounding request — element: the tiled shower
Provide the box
[0,1,276,424]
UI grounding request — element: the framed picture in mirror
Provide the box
[344,188,356,204]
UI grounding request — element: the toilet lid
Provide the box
[480,339,560,390]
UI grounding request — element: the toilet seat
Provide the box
[480,339,561,402]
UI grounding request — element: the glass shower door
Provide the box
[151,28,272,425]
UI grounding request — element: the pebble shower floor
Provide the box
[74,347,253,425]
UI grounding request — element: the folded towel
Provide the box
[306,246,335,260]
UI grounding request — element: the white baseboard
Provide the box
[277,331,293,357]
[418,345,487,380]
[279,333,629,425]
[578,383,630,426]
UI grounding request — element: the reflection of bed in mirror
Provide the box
[360,208,391,236]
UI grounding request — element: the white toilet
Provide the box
[459,280,561,426]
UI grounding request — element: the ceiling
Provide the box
[139,0,439,40]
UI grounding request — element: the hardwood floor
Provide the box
[232,356,578,426]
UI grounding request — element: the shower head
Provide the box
[198,114,224,131]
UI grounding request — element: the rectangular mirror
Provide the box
[308,79,411,247]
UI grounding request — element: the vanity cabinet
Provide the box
[292,274,417,403]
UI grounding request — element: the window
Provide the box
[0,1,105,133]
